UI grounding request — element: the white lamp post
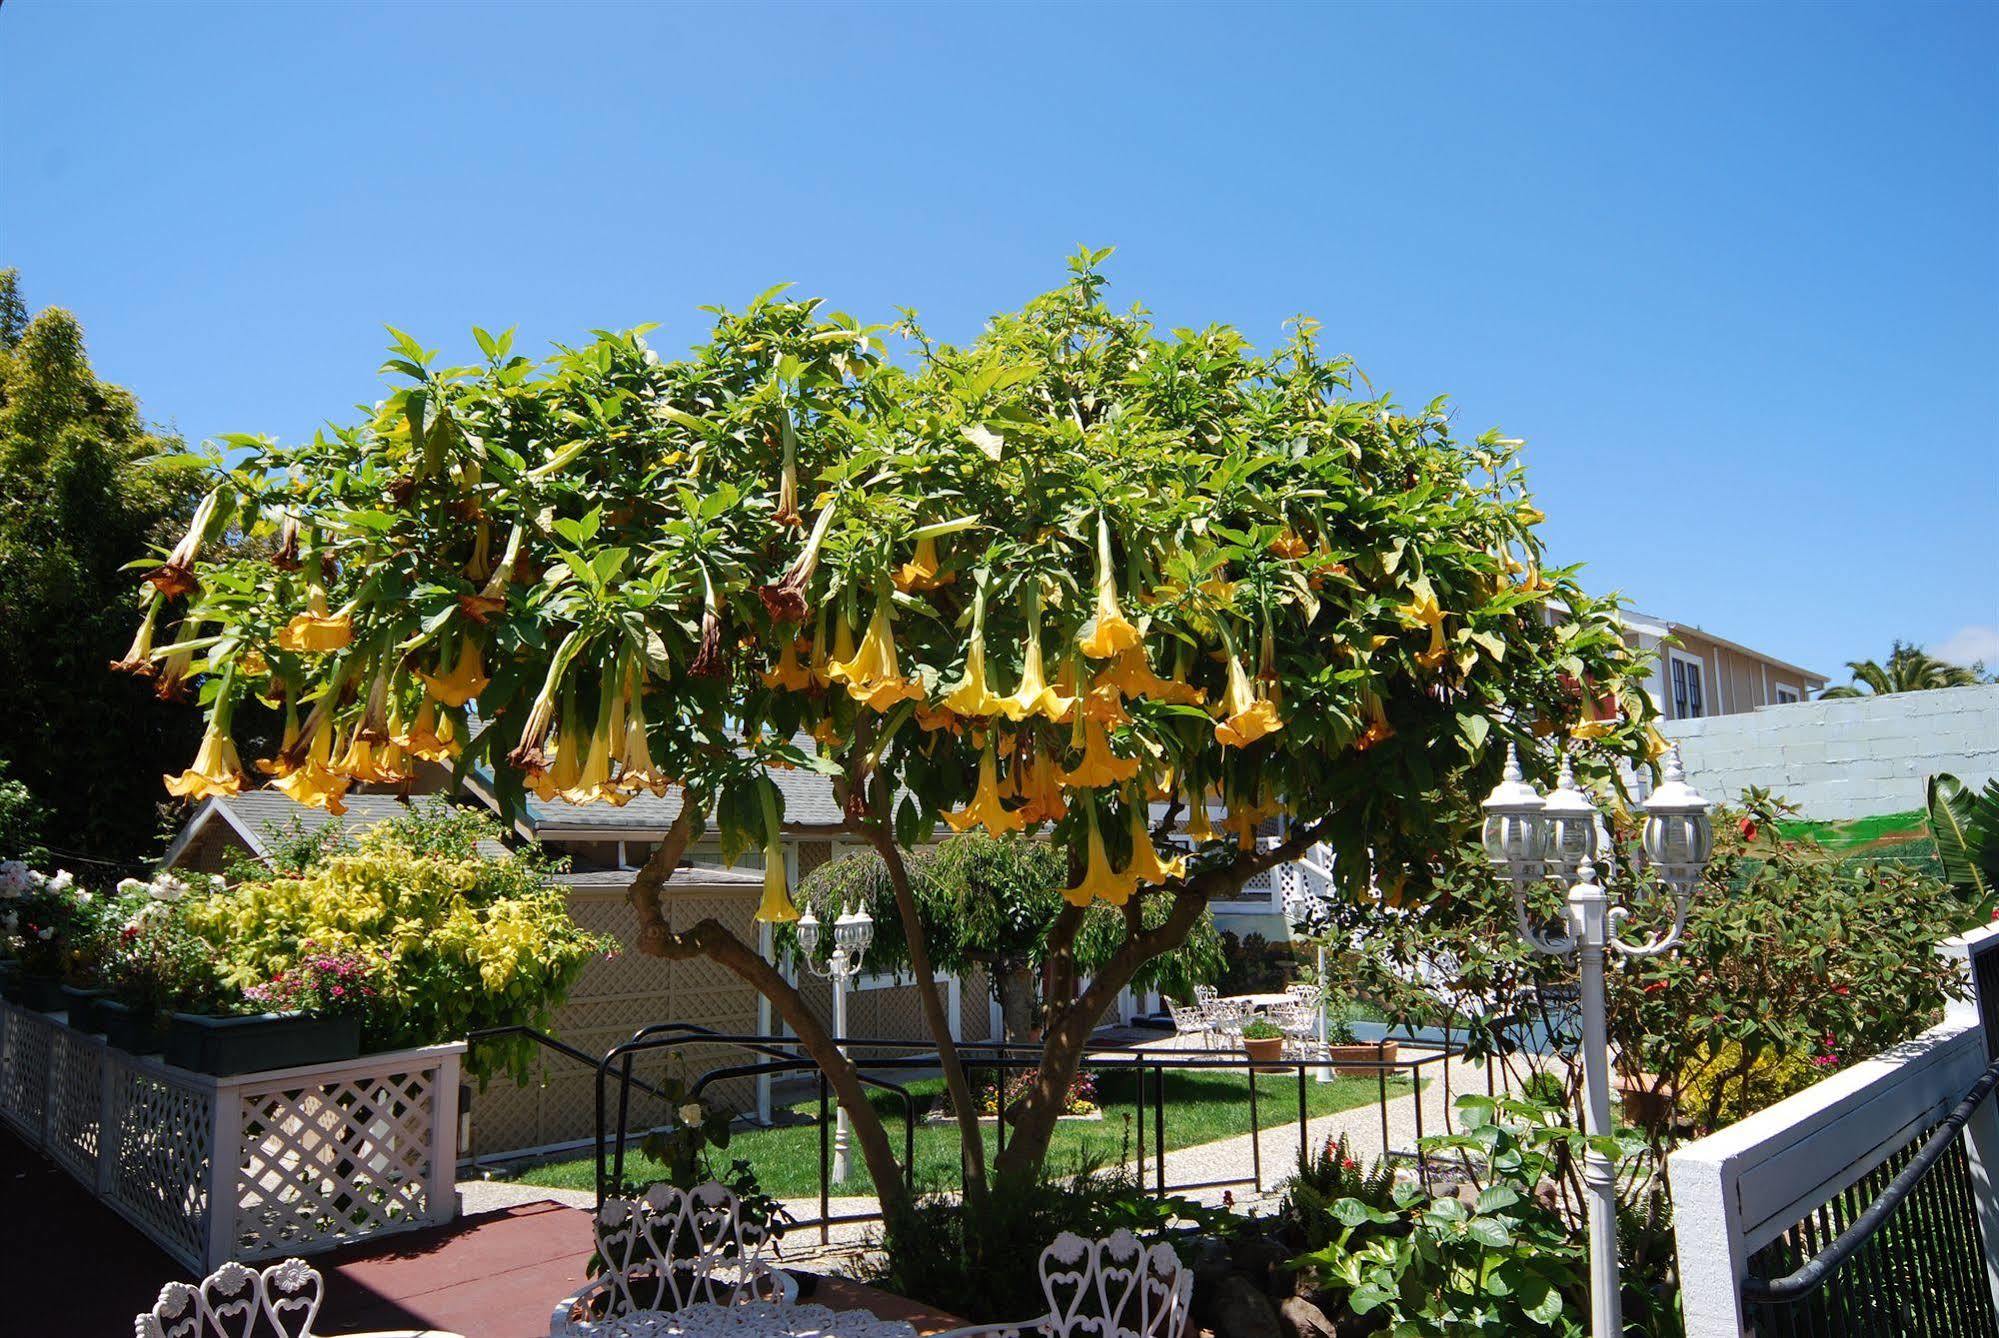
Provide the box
[796,901,874,1184]
[1482,741,1712,1338]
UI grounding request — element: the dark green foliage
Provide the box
[0,268,207,871]
[866,1156,1233,1324]
[1287,1097,1589,1336]
[1216,930,1295,996]
[1281,1131,1398,1253]
[1927,772,1999,916]
[0,756,49,865]
[790,833,1223,1034]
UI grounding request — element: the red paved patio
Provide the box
[3,1129,964,1336]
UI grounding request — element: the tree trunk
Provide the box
[627,803,913,1221]
[997,961,1038,1044]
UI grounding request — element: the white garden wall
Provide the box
[1661,683,1999,820]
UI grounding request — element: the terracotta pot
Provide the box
[1326,1040,1398,1078]
[1242,1035,1287,1072]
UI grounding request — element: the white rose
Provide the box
[0,861,29,895]
[36,926,54,941]
[209,875,227,893]
[678,1102,704,1127]
[116,878,148,897]
[48,870,74,892]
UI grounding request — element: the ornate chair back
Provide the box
[1165,1000,1210,1049]
[935,1231,1192,1338]
[1192,985,1218,1006]
[138,1258,324,1338]
[591,1181,789,1316]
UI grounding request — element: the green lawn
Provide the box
[510,1066,1409,1198]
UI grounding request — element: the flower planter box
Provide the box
[1326,1040,1398,1077]
[164,1011,361,1076]
[97,998,169,1055]
[59,985,109,1033]
[0,998,462,1273]
[14,973,67,1012]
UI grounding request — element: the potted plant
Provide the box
[1240,1017,1287,1072]
[1323,1015,1398,1078]
[166,945,373,1075]
[99,895,228,1056]
[0,862,88,1012]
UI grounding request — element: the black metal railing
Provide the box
[468,1023,1469,1244]
[1743,1055,1999,1337]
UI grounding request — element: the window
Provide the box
[1669,652,1706,720]
[1774,684,1801,705]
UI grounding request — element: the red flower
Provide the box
[1738,818,1759,841]
[1644,981,1670,994]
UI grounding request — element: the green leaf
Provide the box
[1928,773,1999,906]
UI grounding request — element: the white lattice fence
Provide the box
[45,1022,106,1183]
[0,1000,461,1273]
[0,1000,54,1144]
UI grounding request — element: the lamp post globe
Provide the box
[1541,755,1601,878]
[1642,745,1713,895]
[1482,743,1549,883]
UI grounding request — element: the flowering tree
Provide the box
[127,252,1652,1218]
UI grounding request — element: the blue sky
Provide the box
[4,1,1994,681]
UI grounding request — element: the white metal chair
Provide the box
[935,1230,1192,1338]
[1200,997,1249,1047]
[551,1181,796,1334]
[136,1258,463,1338]
[1192,985,1219,1006]
[1268,1000,1318,1059]
[1165,999,1212,1051]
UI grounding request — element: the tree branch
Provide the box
[863,783,990,1205]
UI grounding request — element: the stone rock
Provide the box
[1207,1274,1283,1338]
[1187,1234,1235,1290]
[1228,1230,1292,1282]
[1278,1295,1340,1338]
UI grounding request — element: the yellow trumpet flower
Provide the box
[1396,581,1451,673]
[618,676,672,796]
[945,746,1027,836]
[165,719,246,800]
[762,636,814,692]
[1077,514,1142,660]
[1642,724,1671,764]
[1213,641,1282,748]
[1062,806,1137,908]
[893,534,955,593]
[1270,528,1309,560]
[1124,801,1184,885]
[1094,644,1179,704]
[274,704,351,813]
[257,700,302,777]
[827,596,927,710]
[1060,717,1141,789]
[1355,692,1394,752]
[1183,778,1217,842]
[563,677,626,805]
[754,785,800,922]
[1018,748,1069,825]
[1161,645,1207,707]
[418,639,489,708]
[278,565,353,654]
[400,697,458,763]
[999,593,1075,722]
[459,523,524,623]
[943,584,1004,717]
[806,608,839,689]
[1571,717,1618,741]
[914,705,962,734]
[110,597,164,678]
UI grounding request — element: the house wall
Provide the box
[466,869,996,1160]
[1660,683,1999,820]
[465,878,764,1159]
[1658,627,1820,721]
[175,823,253,877]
